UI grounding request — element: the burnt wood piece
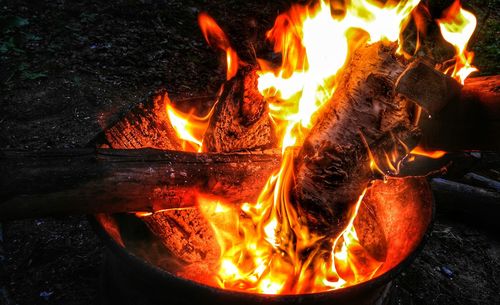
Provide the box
[295,42,421,236]
[101,93,182,150]
[463,172,500,192]
[431,178,500,229]
[0,149,281,220]
[418,75,500,151]
[395,59,462,116]
[202,66,276,152]
[138,208,220,267]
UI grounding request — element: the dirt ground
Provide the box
[1,0,499,304]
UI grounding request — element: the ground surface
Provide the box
[1,0,499,304]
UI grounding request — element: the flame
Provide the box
[165,99,214,152]
[437,0,477,84]
[258,0,419,150]
[159,0,477,295]
[198,13,239,80]
[197,0,420,294]
[410,146,447,159]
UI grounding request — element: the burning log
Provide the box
[202,66,276,152]
[95,75,275,263]
[0,149,280,220]
[294,42,421,235]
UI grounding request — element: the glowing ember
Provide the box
[162,0,477,295]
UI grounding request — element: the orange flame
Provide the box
[198,13,239,80]
[410,146,447,159]
[160,0,476,295]
[165,98,214,152]
[437,0,477,84]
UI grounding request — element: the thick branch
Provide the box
[0,149,280,220]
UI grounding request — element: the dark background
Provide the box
[0,0,499,304]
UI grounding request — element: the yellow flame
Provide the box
[410,146,447,159]
[258,0,419,152]
[438,0,477,84]
[166,100,214,152]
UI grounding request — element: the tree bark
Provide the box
[294,42,421,236]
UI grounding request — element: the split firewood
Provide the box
[294,42,421,236]
[101,93,182,150]
[98,92,215,263]
[202,66,277,152]
[109,74,270,262]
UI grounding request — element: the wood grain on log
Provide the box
[202,66,276,152]
[295,42,421,236]
[101,93,182,150]
[138,208,220,266]
[0,149,280,220]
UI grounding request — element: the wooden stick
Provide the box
[0,149,280,220]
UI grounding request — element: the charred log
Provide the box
[139,208,220,266]
[0,148,280,220]
[294,42,421,236]
[96,80,274,265]
[202,66,276,152]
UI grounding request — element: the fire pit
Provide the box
[92,177,433,305]
[89,0,468,303]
